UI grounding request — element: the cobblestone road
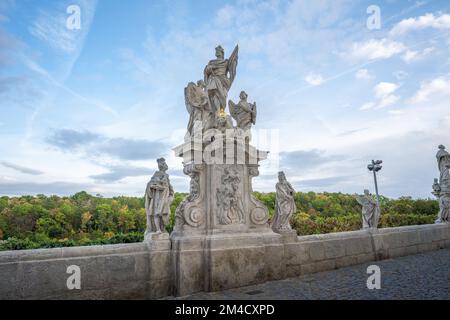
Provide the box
[172,248,450,300]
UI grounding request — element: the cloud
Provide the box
[89,165,152,183]
[297,175,355,189]
[361,82,400,110]
[28,1,98,53]
[46,129,168,161]
[348,38,406,60]
[410,74,450,104]
[46,129,99,150]
[374,82,399,99]
[304,72,325,86]
[0,161,44,175]
[355,69,372,80]
[280,149,347,173]
[390,13,450,36]
[401,47,434,63]
[0,180,92,196]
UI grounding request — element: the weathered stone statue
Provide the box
[272,172,296,233]
[204,45,238,115]
[355,189,380,229]
[229,91,257,131]
[185,80,213,134]
[432,145,450,223]
[172,45,281,296]
[144,158,174,239]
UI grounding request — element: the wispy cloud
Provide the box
[0,161,44,175]
[348,38,406,60]
[89,165,152,183]
[355,69,373,80]
[46,128,169,161]
[410,74,450,103]
[29,1,98,53]
[361,82,400,110]
[0,180,91,196]
[401,47,434,63]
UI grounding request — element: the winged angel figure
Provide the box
[228,91,257,131]
[204,45,238,115]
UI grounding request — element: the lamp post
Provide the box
[368,159,383,206]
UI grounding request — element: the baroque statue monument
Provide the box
[171,45,289,296]
[144,158,174,240]
[272,171,296,233]
[355,189,380,229]
[432,145,450,223]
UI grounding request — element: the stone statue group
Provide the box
[144,159,296,237]
[142,45,450,240]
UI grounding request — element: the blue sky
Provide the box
[1,0,450,198]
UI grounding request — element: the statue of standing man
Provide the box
[272,171,296,233]
[204,45,238,115]
[355,189,380,229]
[433,145,450,223]
[144,158,174,240]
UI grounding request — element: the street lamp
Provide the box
[368,159,383,206]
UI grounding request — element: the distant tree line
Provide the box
[0,191,438,251]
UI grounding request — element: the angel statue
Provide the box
[144,158,174,239]
[204,45,238,116]
[229,91,257,131]
[355,189,380,229]
[184,80,213,134]
[272,171,296,233]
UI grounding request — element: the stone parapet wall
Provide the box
[285,224,450,278]
[1,223,449,299]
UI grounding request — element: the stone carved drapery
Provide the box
[433,145,450,223]
[204,45,238,115]
[355,189,380,229]
[271,172,296,233]
[144,158,174,239]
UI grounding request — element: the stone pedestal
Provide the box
[170,137,286,296]
[145,237,172,298]
[171,231,286,296]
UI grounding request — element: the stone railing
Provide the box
[1,223,449,299]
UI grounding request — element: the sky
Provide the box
[0,0,449,199]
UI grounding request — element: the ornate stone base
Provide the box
[171,231,287,296]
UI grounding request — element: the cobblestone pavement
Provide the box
[170,248,450,300]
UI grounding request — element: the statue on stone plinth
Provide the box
[173,45,270,235]
[272,171,296,233]
[204,45,238,115]
[144,158,174,239]
[229,91,257,131]
[185,80,213,134]
[433,145,450,223]
[355,189,380,229]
